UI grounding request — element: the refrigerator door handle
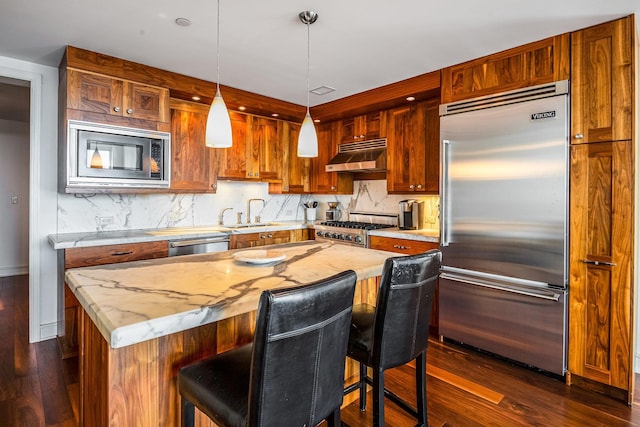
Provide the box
[440,272,561,302]
[440,139,450,246]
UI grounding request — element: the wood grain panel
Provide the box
[64,241,168,269]
[441,34,569,103]
[568,140,633,396]
[570,16,634,144]
[216,111,249,179]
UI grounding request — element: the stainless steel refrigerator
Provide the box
[439,81,569,375]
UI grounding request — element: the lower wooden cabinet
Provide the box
[568,140,634,400]
[369,235,440,335]
[229,229,309,249]
[60,240,168,358]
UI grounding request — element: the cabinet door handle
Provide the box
[409,185,415,190]
[416,184,423,189]
[113,106,120,112]
[575,133,584,139]
[126,108,133,114]
[393,244,408,250]
[260,234,266,239]
[111,251,134,256]
[582,259,616,267]
[267,233,273,238]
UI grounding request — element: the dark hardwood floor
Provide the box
[2,274,639,426]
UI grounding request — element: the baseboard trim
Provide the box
[39,321,58,341]
[0,265,28,277]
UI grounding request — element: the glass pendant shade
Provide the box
[90,146,103,168]
[205,89,233,148]
[297,111,318,157]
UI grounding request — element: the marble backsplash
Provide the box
[56,180,440,234]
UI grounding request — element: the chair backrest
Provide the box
[248,270,357,427]
[373,249,441,370]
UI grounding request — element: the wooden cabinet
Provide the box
[568,141,633,399]
[369,235,440,335]
[169,99,217,192]
[66,68,169,124]
[441,34,569,104]
[339,111,386,143]
[567,16,635,402]
[229,229,308,249]
[216,112,283,182]
[269,121,310,194]
[310,121,353,194]
[386,99,440,194]
[60,240,168,358]
[571,17,634,145]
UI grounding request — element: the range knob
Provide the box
[344,235,353,241]
[354,235,363,244]
[316,230,323,237]
[331,233,339,239]
[337,234,344,240]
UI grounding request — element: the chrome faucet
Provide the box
[247,198,265,224]
[218,207,233,225]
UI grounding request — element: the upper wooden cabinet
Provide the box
[441,34,569,104]
[216,112,283,182]
[310,121,353,194]
[66,69,169,124]
[339,112,386,143]
[571,16,634,144]
[386,99,439,194]
[269,121,310,194]
[169,99,217,192]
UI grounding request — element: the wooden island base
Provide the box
[79,277,378,426]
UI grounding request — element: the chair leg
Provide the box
[372,367,385,427]
[326,407,341,427]
[359,362,367,411]
[181,397,195,427]
[415,352,428,427]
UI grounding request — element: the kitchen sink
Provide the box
[223,223,278,229]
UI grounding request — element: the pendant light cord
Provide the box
[216,0,221,93]
[306,20,310,114]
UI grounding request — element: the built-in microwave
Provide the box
[64,121,171,191]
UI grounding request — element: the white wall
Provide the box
[0,55,58,342]
[0,119,29,276]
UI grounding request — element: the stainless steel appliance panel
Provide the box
[439,269,567,375]
[440,94,568,287]
[168,236,230,257]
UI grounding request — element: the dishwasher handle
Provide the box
[169,237,230,248]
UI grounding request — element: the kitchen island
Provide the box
[65,240,397,426]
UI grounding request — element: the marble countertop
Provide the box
[368,227,440,243]
[48,221,309,249]
[65,240,397,349]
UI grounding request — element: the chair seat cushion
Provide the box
[178,344,252,427]
[347,303,376,365]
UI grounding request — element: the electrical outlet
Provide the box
[97,216,114,226]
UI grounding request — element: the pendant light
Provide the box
[297,11,318,158]
[205,0,232,148]
[90,146,103,168]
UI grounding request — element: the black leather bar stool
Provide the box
[344,250,441,427]
[178,270,357,427]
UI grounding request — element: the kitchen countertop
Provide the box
[48,222,439,249]
[47,221,309,249]
[368,227,440,243]
[64,240,397,349]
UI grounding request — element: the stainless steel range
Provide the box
[314,212,397,248]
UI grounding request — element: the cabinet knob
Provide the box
[267,233,273,238]
[409,184,415,190]
[416,184,423,189]
[113,106,120,112]
[331,186,336,191]
[126,108,133,114]
[260,234,266,239]
[575,133,584,139]
[211,183,216,189]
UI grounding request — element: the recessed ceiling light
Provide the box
[271,113,279,117]
[238,106,246,111]
[406,96,416,102]
[313,119,320,123]
[192,96,201,101]
[310,85,336,96]
[175,18,192,27]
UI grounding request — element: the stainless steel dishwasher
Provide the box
[168,232,230,256]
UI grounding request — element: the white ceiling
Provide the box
[0,0,638,114]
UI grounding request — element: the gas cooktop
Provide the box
[314,212,398,247]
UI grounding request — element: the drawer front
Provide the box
[65,240,168,268]
[369,236,438,255]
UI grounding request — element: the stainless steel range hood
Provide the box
[325,138,387,172]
